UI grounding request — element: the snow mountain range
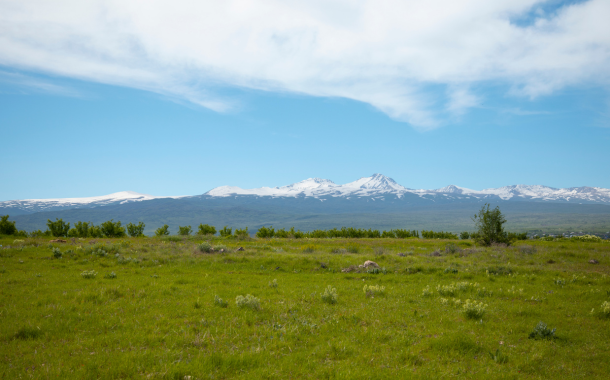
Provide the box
[205,174,610,204]
[2,174,610,216]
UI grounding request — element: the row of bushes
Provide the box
[0,214,529,241]
[256,226,420,239]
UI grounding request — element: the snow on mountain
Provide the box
[0,191,182,214]
[3,175,610,216]
[204,174,610,204]
[205,174,408,198]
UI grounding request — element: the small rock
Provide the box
[218,249,224,253]
[363,260,380,268]
[320,263,327,269]
[430,250,441,257]
[589,259,599,264]
[236,247,245,251]
[397,252,406,257]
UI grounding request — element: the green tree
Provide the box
[472,204,509,246]
[155,225,170,237]
[100,220,126,238]
[197,224,216,236]
[0,215,17,235]
[47,218,70,237]
[127,222,146,237]
[74,221,91,238]
[178,225,192,236]
[219,226,232,238]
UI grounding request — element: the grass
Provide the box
[0,235,609,378]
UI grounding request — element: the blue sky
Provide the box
[1,0,609,200]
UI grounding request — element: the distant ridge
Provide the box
[2,174,610,217]
[204,174,610,204]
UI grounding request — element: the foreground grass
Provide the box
[1,236,609,379]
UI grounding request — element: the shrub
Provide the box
[126,222,145,237]
[0,215,18,235]
[198,224,216,236]
[104,272,117,279]
[363,284,385,297]
[256,226,275,238]
[460,231,470,240]
[178,225,192,236]
[197,242,213,253]
[528,321,556,340]
[445,243,460,254]
[421,230,459,239]
[234,227,249,239]
[591,301,610,318]
[269,279,278,288]
[219,226,232,238]
[155,225,170,237]
[72,221,91,238]
[463,299,487,319]
[214,295,228,308]
[89,225,103,238]
[52,247,63,259]
[47,218,70,237]
[321,285,338,304]
[80,270,97,279]
[571,235,602,242]
[422,285,433,297]
[236,294,260,310]
[444,267,458,274]
[214,244,228,252]
[472,204,509,246]
[100,220,126,238]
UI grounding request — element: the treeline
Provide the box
[256,226,420,239]
[0,214,528,241]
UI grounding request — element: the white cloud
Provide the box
[0,0,609,129]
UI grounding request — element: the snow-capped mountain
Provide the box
[0,191,183,215]
[2,174,610,217]
[204,174,610,204]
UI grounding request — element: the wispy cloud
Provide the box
[0,70,81,97]
[0,0,609,129]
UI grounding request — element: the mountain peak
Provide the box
[344,174,406,191]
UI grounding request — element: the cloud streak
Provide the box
[0,0,609,129]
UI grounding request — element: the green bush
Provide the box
[214,295,228,308]
[472,204,509,246]
[256,226,275,238]
[460,231,470,240]
[528,321,556,340]
[155,225,170,237]
[197,242,213,253]
[0,215,18,235]
[80,270,97,279]
[236,294,260,310]
[321,285,338,304]
[234,227,249,239]
[52,247,62,259]
[462,299,487,319]
[178,225,192,236]
[219,226,232,238]
[47,218,70,237]
[126,222,145,237]
[100,220,126,238]
[197,224,216,236]
[89,225,103,238]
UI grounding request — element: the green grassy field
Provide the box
[1,235,609,379]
